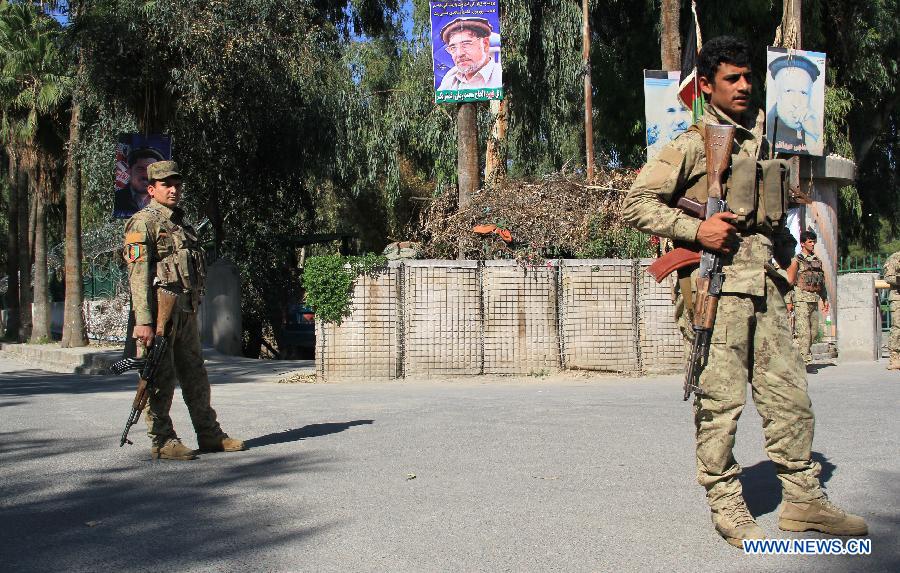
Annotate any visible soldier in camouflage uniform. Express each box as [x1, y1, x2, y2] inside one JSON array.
[[124, 161, 245, 460], [622, 37, 866, 547], [788, 229, 829, 368], [884, 250, 900, 370]]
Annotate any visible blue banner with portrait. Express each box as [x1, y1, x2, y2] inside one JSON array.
[[431, 1, 503, 103]]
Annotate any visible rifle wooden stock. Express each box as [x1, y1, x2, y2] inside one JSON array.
[[705, 124, 734, 201], [155, 288, 178, 336], [646, 247, 701, 283], [691, 277, 719, 331]]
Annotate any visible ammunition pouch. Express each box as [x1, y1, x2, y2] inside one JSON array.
[[156, 248, 207, 296], [682, 157, 791, 233]]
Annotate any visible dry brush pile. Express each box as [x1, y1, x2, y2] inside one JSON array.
[[416, 167, 656, 262]]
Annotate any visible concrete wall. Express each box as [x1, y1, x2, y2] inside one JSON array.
[[837, 273, 880, 362], [318, 259, 685, 380]]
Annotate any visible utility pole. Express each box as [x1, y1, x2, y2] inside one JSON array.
[[660, 0, 681, 70]]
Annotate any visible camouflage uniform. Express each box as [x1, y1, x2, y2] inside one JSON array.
[[884, 251, 900, 369], [124, 199, 226, 447], [793, 253, 828, 364], [622, 103, 824, 510]]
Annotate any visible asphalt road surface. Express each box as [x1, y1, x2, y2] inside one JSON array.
[[1, 356, 897, 572]]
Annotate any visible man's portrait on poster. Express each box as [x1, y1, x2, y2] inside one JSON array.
[[113, 134, 171, 219], [434, 16, 502, 91], [766, 49, 826, 156]]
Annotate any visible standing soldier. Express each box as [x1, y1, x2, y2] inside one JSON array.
[[124, 160, 245, 460], [884, 250, 900, 370], [622, 36, 866, 547], [787, 230, 829, 369]]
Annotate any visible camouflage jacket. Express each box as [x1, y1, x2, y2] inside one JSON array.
[[622, 103, 795, 297], [884, 251, 900, 302], [123, 200, 206, 325]]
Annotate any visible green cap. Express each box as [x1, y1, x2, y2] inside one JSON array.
[[147, 160, 182, 181]]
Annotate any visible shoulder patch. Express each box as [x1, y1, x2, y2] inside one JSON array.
[[125, 244, 146, 263], [640, 146, 684, 190]]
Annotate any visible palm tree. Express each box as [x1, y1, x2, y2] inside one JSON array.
[[0, 0, 72, 342]]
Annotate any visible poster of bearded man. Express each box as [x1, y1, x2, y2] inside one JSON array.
[[765, 47, 827, 156], [431, 1, 503, 104]]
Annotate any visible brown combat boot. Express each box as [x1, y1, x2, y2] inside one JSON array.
[[887, 355, 900, 370], [778, 498, 868, 535], [151, 438, 197, 461], [711, 497, 766, 548], [197, 435, 246, 452]]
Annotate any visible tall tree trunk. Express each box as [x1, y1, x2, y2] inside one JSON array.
[[485, 99, 507, 187], [4, 149, 20, 340], [30, 195, 51, 342], [61, 98, 88, 347], [17, 174, 32, 340], [774, 0, 801, 49], [660, 0, 681, 70], [456, 102, 478, 260], [582, 0, 594, 181]]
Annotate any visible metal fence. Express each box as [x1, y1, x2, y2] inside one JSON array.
[[838, 254, 892, 334]]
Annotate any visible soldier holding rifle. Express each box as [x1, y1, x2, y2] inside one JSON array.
[[623, 37, 866, 547], [123, 160, 244, 460]]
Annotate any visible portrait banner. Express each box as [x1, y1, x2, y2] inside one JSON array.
[[113, 133, 172, 219], [431, 1, 503, 103], [765, 47, 826, 157], [644, 70, 692, 161]]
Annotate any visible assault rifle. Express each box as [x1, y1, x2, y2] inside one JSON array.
[[681, 124, 735, 400], [110, 288, 179, 446], [644, 124, 736, 400]]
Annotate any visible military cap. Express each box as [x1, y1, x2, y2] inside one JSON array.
[[147, 160, 182, 181], [440, 17, 492, 44], [127, 146, 165, 166], [768, 54, 820, 82]]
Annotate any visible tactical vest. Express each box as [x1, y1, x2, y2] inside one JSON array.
[[797, 255, 825, 293], [677, 125, 792, 234], [146, 207, 207, 301]]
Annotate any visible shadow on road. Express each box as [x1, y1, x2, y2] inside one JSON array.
[[741, 451, 836, 516], [0, 440, 337, 571], [245, 420, 374, 449]]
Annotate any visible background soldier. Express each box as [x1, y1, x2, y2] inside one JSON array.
[[883, 250, 900, 370], [124, 161, 245, 460], [787, 229, 829, 369], [622, 36, 866, 547]]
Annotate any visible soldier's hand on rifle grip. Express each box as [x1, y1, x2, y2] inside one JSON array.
[[697, 212, 739, 254], [133, 325, 155, 348]]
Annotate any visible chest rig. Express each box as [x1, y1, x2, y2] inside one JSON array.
[[146, 206, 207, 306], [677, 125, 792, 235], [797, 254, 825, 293]]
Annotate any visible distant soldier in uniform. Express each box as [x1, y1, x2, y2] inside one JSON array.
[[787, 230, 829, 368], [883, 250, 900, 370], [124, 160, 245, 460], [622, 36, 866, 547]]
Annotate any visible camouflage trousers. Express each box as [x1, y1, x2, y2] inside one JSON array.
[[793, 300, 819, 364], [677, 277, 823, 508], [143, 311, 223, 446], [890, 300, 900, 362]]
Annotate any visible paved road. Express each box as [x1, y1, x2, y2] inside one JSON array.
[[1, 356, 897, 572]]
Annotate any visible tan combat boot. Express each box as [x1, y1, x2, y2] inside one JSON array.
[[887, 354, 900, 370], [151, 438, 197, 461], [197, 434, 246, 452], [711, 498, 766, 548], [778, 498, 868, 535]]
